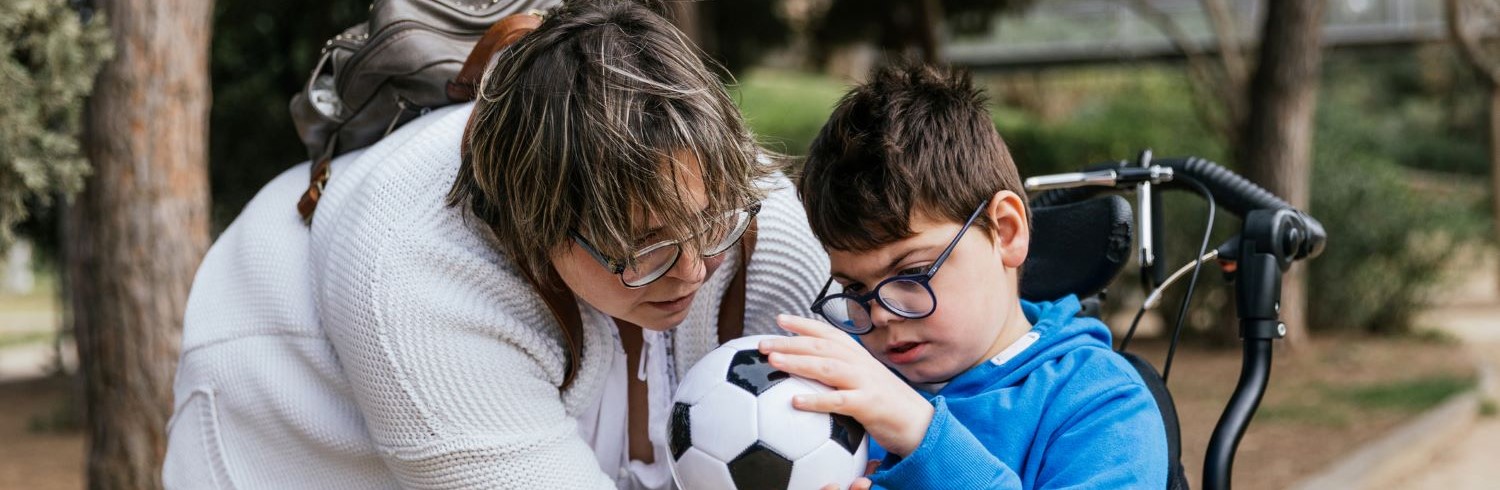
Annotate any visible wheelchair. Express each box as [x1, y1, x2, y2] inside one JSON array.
[[1018, 151, 1326, 490]]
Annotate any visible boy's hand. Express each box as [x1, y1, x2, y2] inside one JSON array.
[[759, 314, 934, 457], [820, 477, 872, 490]]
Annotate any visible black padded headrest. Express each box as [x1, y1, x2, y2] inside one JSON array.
[[1019, 195, 1133, 302]]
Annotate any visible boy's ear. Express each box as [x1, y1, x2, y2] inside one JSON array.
[[986, 190, 1030, 269]]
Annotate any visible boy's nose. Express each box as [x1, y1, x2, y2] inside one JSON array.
[[867, 301, 906, 330]]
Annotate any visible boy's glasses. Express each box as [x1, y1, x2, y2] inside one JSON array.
[[572, 203, 760, 288], [810, 199, 990, 335]]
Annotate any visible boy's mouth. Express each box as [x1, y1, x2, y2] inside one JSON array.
[[885, 341, 926, 364]]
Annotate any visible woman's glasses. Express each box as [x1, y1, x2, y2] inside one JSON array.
[[573, 203, 760, 288], [810, 199, 990, 334]]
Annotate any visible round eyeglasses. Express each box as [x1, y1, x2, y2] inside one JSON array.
[[572, 203, 760, 288], [810, 199, 990, 334]]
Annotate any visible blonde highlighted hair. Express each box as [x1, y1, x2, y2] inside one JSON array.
[[450, 0, 771, 289]]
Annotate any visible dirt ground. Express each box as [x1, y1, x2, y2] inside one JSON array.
[[1129, 334, 1475, 490], [0, 334, 1473, 490], [0, 376, 83, 490]]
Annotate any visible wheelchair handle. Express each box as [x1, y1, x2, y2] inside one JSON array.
[[1028, 156, 1326, 262]]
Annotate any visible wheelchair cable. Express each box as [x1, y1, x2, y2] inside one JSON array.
[[1160, 175, 1214, 383], [1118, 248, 1218, 352], [1114, 174, 1215, 384]]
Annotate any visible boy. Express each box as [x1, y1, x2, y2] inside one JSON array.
[[759, 64, 1168, 489]]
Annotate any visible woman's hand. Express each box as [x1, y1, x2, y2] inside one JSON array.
[[759, 314, 934, 457]]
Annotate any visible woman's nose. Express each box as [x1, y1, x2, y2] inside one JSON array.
[[665, 249, 711, 284]]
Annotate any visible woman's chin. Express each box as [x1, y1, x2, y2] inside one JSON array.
[[624, 308, 688, 332]]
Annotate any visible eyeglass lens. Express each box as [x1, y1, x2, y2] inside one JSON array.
[[619, 208, 753, 287]]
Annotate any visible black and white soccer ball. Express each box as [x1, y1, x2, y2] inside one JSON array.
[[669, 335, 869, 490]]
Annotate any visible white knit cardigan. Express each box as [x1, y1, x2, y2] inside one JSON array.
[[162, 104, 830, 489]]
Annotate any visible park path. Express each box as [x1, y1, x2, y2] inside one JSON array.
[[1385, 251, 1500, 490]]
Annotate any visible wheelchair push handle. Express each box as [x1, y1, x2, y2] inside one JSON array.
[[1027, 155, 1326, 263]]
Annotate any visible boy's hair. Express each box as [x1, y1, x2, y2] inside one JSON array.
[[449, 0, 771, 284], [799, 64, 1026, 252]]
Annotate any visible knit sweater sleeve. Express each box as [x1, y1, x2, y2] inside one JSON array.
[[312, 107, 615, 489], [318, 221, 615, 489], [741, 174, 831, 336]]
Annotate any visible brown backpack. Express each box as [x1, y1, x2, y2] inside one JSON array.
[[289, 0, 559, 223], [289, 0, 757, 389]]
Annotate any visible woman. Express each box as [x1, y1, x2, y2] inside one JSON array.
[[162, 1, 827, 488]]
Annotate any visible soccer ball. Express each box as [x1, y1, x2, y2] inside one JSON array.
[[669, 335, 869, 490]]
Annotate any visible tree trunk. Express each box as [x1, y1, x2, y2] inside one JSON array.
[[1236, 0, 1327, 349], [1446, 0, 1500, 295], [70, 0, 213, 487], [1491, 87, 1500, 293], [913, 0, 944, 64], [664, 2, 709, 56]]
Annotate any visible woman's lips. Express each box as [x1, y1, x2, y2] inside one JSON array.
[[646, 291, 696, 313], [885, 341, 927, 365]]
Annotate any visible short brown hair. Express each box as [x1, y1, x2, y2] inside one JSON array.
[[799, 63, 1026, 251], [449, 0, 771, 284]]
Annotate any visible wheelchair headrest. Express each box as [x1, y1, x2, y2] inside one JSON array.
[[1019, 195, 1134, 302]]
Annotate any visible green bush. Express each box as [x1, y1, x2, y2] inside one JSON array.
[[1306, 103, 1486, 332], [995, 70, 1228, 178], [1323, 49, 1491, 176], [0, 0, 112, 249]]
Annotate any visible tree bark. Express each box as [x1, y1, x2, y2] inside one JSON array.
[[70, 0, 213, 487], [1490, 87, 1500, 292], [1237, 0, 1326, 349], [1446, 0, 1500, 295], [664, 2, 709, 56], [913, 0, 944, 64]]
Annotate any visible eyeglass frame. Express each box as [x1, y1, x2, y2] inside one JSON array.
[[810, 198, 992, 334], [570, 202, 761, 288]]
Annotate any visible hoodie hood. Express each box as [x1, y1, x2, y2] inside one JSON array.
[[930, 294, 1113, 399]]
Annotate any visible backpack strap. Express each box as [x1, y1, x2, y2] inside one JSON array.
[[297, 11, 543, 225], [523, 219, 759, 391], [716, 220, 757, 344], [447, 10, 544, 103], [297, 137, 339, 224]]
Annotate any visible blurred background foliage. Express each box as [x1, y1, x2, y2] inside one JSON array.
[[738, 45, 1490, 336], [8, 0, 1492, 337], [0, 0, 111, 251]]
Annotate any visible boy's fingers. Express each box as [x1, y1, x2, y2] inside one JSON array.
[[767, 352, 858, 389], [851, 477, 873, 490], [776, 314, 851, 342], [759, 335, 845, 358], [787, 390, 864, 418]]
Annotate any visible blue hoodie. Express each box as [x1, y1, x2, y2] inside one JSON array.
[[868, 295, 1168, 489]]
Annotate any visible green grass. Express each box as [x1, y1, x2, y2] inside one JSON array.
[[0, 330, 54, 349], [1325, 375, 1476, 413], [1256, 403, 1352, 428], [729, 69, 849, 156], [1255, 373, 1477, 428]]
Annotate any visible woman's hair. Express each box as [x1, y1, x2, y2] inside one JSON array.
[[450, 0, 771, 286]]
